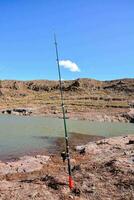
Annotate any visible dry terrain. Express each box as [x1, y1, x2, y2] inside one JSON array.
[[0, 78, 134, 122], [0, 135, 134, 200], [0, 79, 134, 199]]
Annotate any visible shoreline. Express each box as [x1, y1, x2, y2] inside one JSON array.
[[0, 115, 133, 163], [0, 133, 104, 162], [0, 135, 134, 199], [0, 107, 133, 123]]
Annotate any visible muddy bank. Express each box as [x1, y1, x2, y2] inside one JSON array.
[[35, 133, 104, 154], [0, 133, 104, 162], [0, 135, 134, 199]]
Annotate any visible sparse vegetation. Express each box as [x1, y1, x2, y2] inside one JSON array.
[[0, 78, 133, 121]]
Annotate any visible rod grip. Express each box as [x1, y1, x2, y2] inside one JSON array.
[[69, 176, 74, 189]]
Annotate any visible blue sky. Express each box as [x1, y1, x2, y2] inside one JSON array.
[[0, 0, 133, 81]]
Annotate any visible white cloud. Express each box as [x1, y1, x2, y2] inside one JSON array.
[[59, 60, 80, 72]]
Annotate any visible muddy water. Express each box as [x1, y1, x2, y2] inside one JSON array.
[[0, 114, 134, 160]]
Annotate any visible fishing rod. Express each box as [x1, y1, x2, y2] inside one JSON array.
[[54, 34, 74, 190]]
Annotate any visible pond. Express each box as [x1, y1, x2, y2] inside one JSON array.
[[0, 114, 134, 160]]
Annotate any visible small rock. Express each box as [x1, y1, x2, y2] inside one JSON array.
[[127, 140, 134, 145], [72, 187, 81, 196]]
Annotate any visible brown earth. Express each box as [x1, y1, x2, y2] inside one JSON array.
[[0, 78, 134, 122], [0, 135, 134, 199]]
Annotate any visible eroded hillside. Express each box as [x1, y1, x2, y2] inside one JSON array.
[[0, 78, 133, 121]]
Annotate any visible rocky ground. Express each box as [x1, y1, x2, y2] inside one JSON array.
[[0, 78, 134, 199], [0, 78, 134, 122], [0, 135, 134, 200]]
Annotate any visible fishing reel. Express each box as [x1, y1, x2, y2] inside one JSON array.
[[61, 151, 67, 162]]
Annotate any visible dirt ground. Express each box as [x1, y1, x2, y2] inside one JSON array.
[[0, 135, 134, 199]]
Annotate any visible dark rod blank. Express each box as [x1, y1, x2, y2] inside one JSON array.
[[54, 34, 74, 189]]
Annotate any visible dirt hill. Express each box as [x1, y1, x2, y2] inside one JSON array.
[[0, 78, 133, 93], [0, 78, 134, 122]]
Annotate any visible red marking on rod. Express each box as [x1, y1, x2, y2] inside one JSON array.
[[69, 176, 74, 189]]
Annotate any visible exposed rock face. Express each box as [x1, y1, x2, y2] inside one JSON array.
[[63, 79, 81, 91], [103, 79, 134, 93], [26, 81, 52, 92], [122, 109, 134, 123]]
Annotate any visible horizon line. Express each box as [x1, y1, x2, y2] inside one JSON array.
[[0, 77, 134, 82]]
